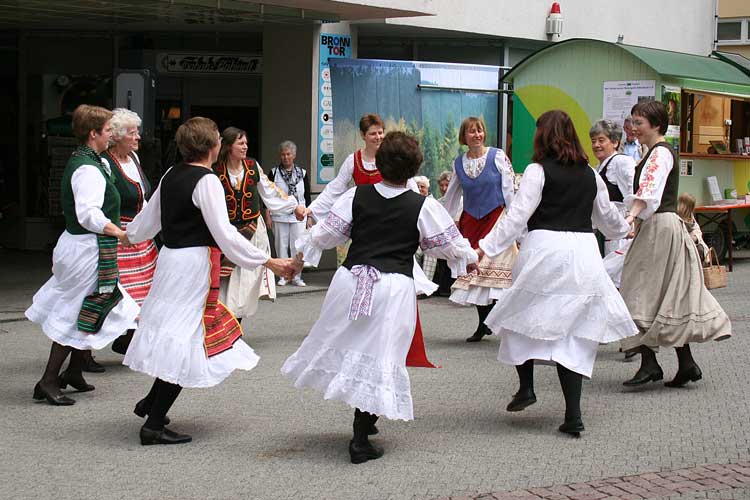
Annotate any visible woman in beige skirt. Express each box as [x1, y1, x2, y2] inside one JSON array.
[[620, 101, 731, 388]]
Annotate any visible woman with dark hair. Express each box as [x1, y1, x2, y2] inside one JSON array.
[[283, 132, 477, 463], [26, 104, 139, 405], [619, 101, 731, 388], [123, 117, 296, 445], [477, 110, 637, 436], [213, 127, 305, 322], [443, 116, 518, 342]]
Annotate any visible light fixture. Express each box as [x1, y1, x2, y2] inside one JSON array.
[[546, 2, 563, 37]]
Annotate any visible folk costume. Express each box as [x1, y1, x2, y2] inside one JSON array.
[[123, 163, 268, 443], [620, 144, 731, 354], [214, 159, 297, 318], [479, 160, 638, 434], [595, 152, 635, 288], [442, 147, 517, 340], [270, 163, 312, 285], [282, 183, 476, 423], [102, 151, 158, 306], [26, 146, 139, 350]]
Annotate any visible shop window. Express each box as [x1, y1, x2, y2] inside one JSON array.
[[717, 19, 747, 43], [682, 90, 750, 155]]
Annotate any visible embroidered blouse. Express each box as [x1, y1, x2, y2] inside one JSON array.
[[623, 146, 674, 221]]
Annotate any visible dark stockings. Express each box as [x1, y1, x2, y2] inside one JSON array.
[[556, 364, 583, 423], [476, 303, 494, 333], [674, 344, 696, 370], [144, 379, 182, 431], [353, 408, 377, 446], [515, 359, 534, 393], [637, 345, 660, 373], [39, 342, 72, 393]]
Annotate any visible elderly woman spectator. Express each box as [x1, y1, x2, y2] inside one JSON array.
[[26, 104, 138, 405], [589, 119, 635, 288], [269, 141, 311, 286], [414, 176, 431, 197], [98, 108, 159, 357]]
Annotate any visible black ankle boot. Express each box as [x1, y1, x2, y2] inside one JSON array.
[[350, 409, 384, 464], [623, 346, 663, 386], [559, 418, 585, 437], [665, 365, 702, 388]]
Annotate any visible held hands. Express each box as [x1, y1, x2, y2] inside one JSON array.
[[265, 258, 296, 281], [292, 252, 305, 276], [293, 205, 307, 221], [475, 247, 485, 262], [117, 230, 133, 248], [466, 262, 479, 274]]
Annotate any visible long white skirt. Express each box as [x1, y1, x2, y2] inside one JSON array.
[[25, 231, 138, 350], [281, 267, 417, 421], [486, 230, 638, 377], [124, 247, 259, 388], [220, 217, 275, 319]]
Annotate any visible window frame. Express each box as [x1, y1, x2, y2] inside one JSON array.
[[717, 18, 749, 45]]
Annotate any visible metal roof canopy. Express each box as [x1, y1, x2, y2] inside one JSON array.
[[503, 38, 750, 88], [0, 0, 433, 31]]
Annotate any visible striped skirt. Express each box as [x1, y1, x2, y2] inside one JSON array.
[[117, 222, 158, 307]]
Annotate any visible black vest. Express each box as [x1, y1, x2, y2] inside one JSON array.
[[527, 160, 597, 233], [160, 163, 218, 248], [633, 142, 678, 214], [342, 184, 425, 277], [599, 154, 626, 203]]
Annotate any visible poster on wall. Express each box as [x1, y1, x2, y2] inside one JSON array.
[[329, 58, 500, 196], [317, 33, 352, 184], [602, 80, 656, 124], [662, 85, 681, 154]]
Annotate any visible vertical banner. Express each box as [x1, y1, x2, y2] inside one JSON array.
[[662, 85, 681, 154], [317, 33, 352, 184]]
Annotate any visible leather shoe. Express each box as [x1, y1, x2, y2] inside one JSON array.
[[622, 366, 664, 386], [368, 424, 379, 436], [111, 334, 132, 355], [664, 365, 702, 388], [33, 382, 75, 406], [349, 440, 384, 464], [506, 388, 537, 412], [81, 355, 105, 373], [58, 371, 95, 392], [466, 325, 490, 343], [133, 399, 171, 426], [559, 418, 585, 437], [140, 426, 192, 445]]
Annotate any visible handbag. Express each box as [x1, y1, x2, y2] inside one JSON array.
[[703, 247, 727, 290]]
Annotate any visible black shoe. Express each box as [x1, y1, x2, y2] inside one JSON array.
[[664, 365, 702, 388], [33, 382, 75, 406], [506, 388, 537, 412], [134, 399, 171, 426], [623, 366, 664, 386], [466, 325, 490, 342], [559, 418, 585, 437], [58, 371, 95, 392], [140, 426, 191, 446], [111, 334, 132, 355], [349, 440, 384, 464], [81, 356, 105, 373], [368, 424, 379, 436]]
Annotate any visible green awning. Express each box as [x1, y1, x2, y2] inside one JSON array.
[[503, 39, 750, 87], [621, 44, 750, 86]]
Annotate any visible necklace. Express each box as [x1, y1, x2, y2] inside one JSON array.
[[466, 146, 487, 159]]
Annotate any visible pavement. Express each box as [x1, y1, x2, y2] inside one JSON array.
[[0, 248, 749, 500]]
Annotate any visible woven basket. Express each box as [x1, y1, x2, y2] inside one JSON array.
[[703, 248, 727, 290]]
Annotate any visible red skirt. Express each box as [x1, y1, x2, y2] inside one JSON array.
[[117, 220, 158, 307], [458, 206, 503, 249]]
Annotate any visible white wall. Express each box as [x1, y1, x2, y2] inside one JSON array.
[[379, 0, 714, 56]]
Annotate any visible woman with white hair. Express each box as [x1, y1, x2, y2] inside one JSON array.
[[269, 140, 311, 286], [589, 119, 635, 288], [100, 108, 159, 357]]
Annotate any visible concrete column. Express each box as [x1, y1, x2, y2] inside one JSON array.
[[260, 25, 316, 176]]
